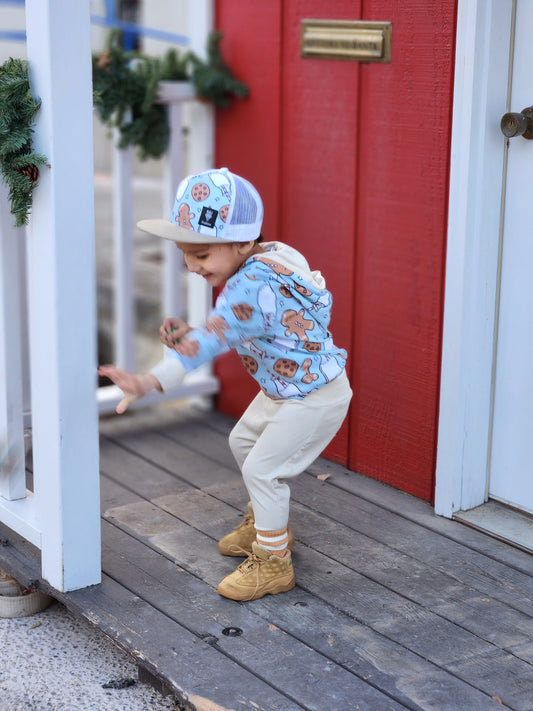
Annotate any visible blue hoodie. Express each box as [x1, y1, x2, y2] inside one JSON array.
[[152, 242, 347, 400]]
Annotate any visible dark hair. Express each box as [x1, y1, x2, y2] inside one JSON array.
[[256, 234, 264, 243]]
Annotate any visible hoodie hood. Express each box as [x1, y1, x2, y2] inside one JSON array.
[[248, 241, 332, 334], [261, 241, 326, 290]]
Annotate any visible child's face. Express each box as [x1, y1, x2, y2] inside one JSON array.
[[177, 241, 258, 287]]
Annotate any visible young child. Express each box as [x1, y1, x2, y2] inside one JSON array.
[[99, 167, 352, 602]]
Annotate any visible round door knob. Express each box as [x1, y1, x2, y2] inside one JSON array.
[[500, 106, 533, 139]]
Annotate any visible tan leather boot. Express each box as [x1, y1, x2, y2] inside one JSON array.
[[217, 542, 295, 601]]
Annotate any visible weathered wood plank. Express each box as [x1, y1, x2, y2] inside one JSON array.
[[117, 486, 509, 711], [173, 414, 533, 628], [287, 477, 533, 641], [98, 404, 199, 438], [156, 409, 533, 580], [305, 456, 533, 578], [103, 482, 523, 709], [158, 414, 238, 471], [102, 429, 238, 489], [102, 521, 410, 711], [100, 437, 193, 499], [70, 575, 298, 711], [333, 483, 533, 603], [112, 415, 533, 624], [290, 540, 533, 711], [100, 469, 144, 511]]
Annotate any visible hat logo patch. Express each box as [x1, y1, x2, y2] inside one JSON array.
[[198, 206, 219, 229]]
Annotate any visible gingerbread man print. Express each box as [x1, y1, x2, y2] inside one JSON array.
[[281, 308, 315, 341], [293, 283, 312, 298], [176, 203, 195, 229], [254, 256, 294, 277]]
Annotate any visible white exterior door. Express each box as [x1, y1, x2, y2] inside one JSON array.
[[435, 0, 533, 521], [488, 2, 533, 513]]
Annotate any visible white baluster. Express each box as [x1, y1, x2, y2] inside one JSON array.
[[0, 182, 26, 502]]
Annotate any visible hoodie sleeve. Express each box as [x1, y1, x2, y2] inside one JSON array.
[[153, 263, 274, 385]]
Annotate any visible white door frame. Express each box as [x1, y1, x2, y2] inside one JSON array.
[[435, 0, 515, 517]]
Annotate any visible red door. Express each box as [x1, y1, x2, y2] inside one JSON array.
[[215, 1, 456, 501]]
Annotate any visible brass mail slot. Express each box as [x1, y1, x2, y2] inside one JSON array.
[[301, 19, 391, 63]]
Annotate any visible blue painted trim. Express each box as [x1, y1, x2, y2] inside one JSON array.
[[90, 15, 189, 46], [0, 13, 189, 47], [0, 30, 26, 41], [104, 0, 115, 21]]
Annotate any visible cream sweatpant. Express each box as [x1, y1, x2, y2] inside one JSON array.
[[228, 371, 352, 532]]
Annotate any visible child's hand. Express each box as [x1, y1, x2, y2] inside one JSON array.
[[98, 365, 161, 414], [159, 318, 192, 349]]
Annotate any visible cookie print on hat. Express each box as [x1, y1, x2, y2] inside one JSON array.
[[170, 170, 233, 239], [191, 182, 210, 201]]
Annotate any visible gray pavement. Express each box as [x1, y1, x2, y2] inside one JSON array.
[[0, 600, 178, 710]]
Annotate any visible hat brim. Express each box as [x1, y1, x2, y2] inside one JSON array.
[[136, 218, 233, 244]]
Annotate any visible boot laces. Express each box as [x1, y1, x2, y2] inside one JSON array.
[[237, 551, 264, 600], [230, 544, 255, 560], [238, 551, 263, 575]]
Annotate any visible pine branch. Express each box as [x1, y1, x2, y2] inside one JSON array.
[[0, 58, 49, 227], [92, 31, 248, 160]]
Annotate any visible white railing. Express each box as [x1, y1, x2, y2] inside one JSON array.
[[0, 0, 216, 592], [97, 81, 219, 415]]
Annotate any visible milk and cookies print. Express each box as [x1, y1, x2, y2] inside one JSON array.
[[171, 170, 234, 239], [171, 242, 347, 399]]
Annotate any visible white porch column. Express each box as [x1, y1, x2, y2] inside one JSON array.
[[25, 0, 101, 591]]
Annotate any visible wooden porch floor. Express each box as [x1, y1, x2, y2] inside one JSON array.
[[2, 404, 533, 711]]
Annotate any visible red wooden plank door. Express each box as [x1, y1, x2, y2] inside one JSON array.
[[215, 1, 456, 501]]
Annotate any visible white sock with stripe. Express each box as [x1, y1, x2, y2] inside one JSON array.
[[256, 527, 289, 554]]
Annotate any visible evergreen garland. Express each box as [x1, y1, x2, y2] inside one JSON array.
[[92, 35, 190, 161], [0, 34, 248, 222], [190, 32, 248, 109], [93, 31, 248, 160], [189, 31, 249, 109], [0, 58, 49, 227]]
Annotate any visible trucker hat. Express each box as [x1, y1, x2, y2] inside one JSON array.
[[136, 167, 263, 244]]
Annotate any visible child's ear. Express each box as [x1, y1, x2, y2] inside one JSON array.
[[234, 240, 256, 257]]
